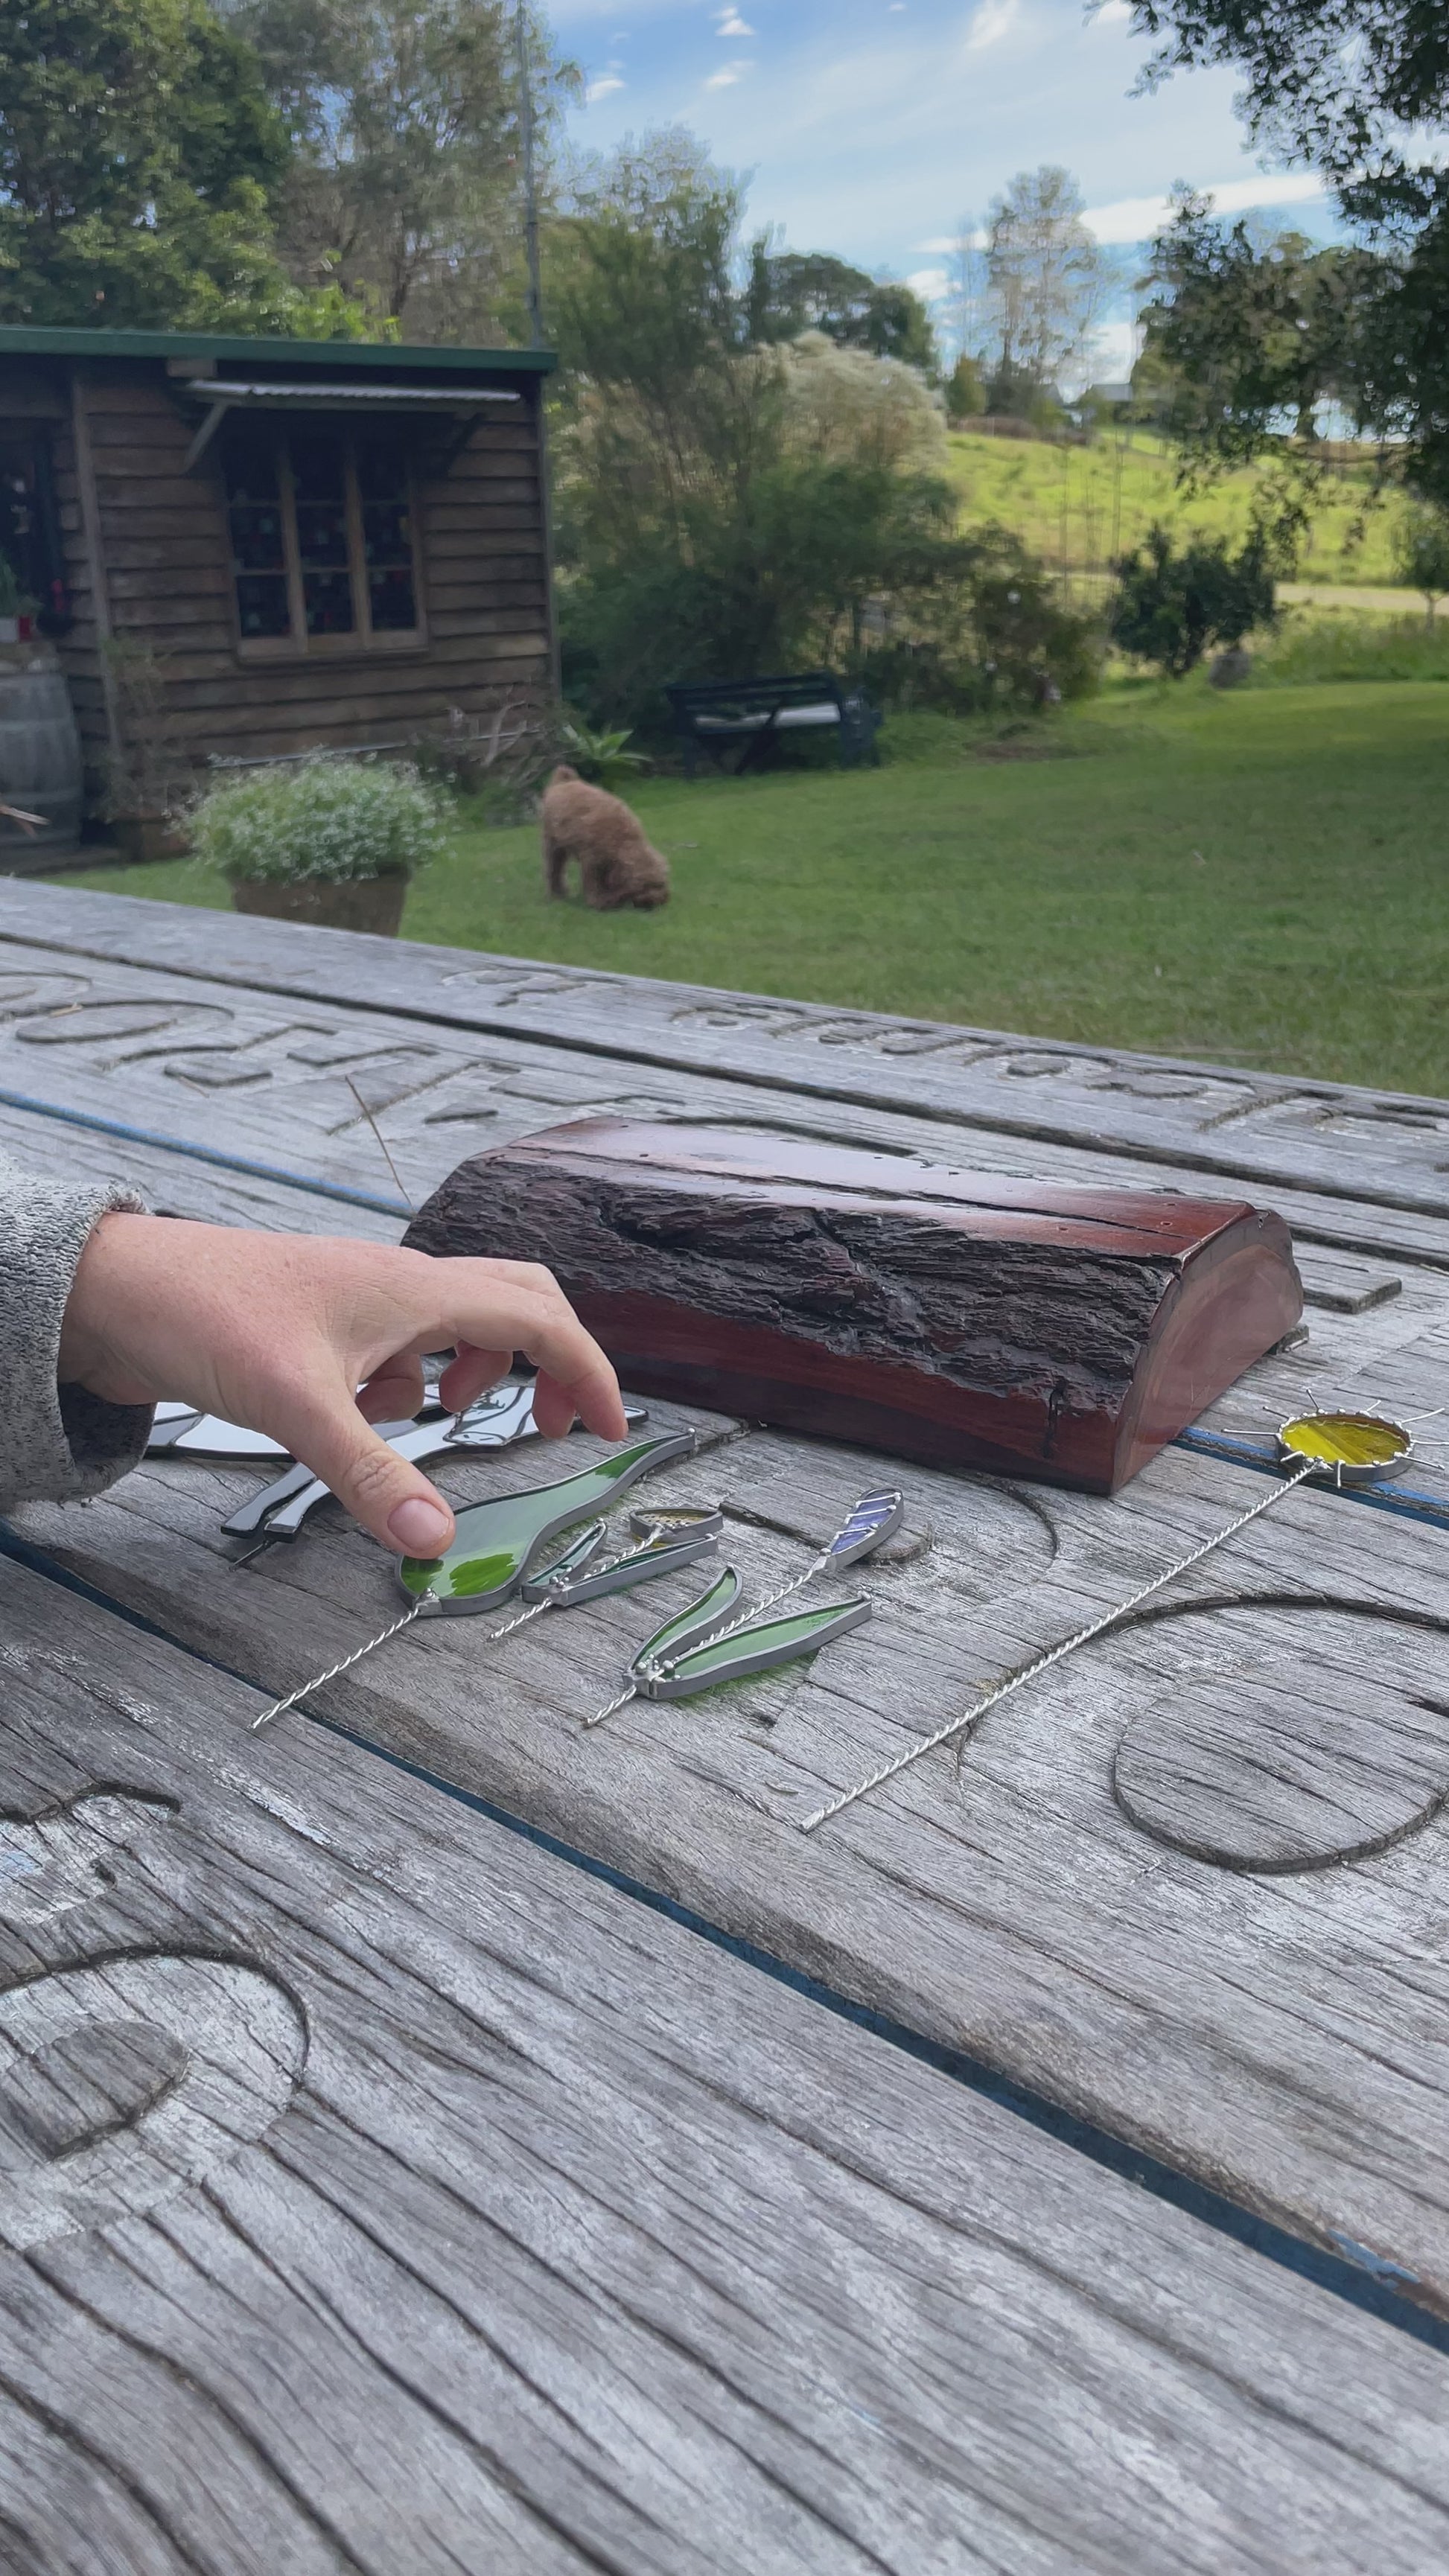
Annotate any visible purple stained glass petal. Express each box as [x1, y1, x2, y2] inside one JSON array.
[[827, 1490, 905, 1566]]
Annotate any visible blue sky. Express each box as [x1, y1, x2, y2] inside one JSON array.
[[549, 0, 1333, 374]]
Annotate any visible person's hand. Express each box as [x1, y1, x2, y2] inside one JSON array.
[[57, 1216, 627, 1557]]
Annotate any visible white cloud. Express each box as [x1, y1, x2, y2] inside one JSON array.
[[908, 264, 950, 301], [716, 7, 754, 31], [926, 174, 1328, 255], [1092, 0, 1132, 23], [1203, 172, 1331, 215], [705, 59, 752, 86], [915, 228, 984, 252], [1083, 170, 1328, 242], [552, 0, 1346, 306], [964, 0, 1019, 51], [585, 73, 626, 102]]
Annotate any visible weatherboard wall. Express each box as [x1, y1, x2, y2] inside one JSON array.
[[3, 354, 552, 791]]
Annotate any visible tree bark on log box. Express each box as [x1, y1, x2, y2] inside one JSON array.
[[404, 1121, 1303, 1493]]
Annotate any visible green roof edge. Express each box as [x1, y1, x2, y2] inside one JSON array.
[[0, 325, 555, 373]]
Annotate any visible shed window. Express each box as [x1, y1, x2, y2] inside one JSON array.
[[220, 421, 422, 654]]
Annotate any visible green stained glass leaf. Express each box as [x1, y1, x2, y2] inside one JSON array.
[[637, 1596, 870, 1701], [631, 1568, 742, 1677], [526, 1509, 722, 1607], [398, 1431, 695, 1614], [523, 1518, 609, 1595]]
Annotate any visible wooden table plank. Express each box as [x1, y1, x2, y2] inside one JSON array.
[[0, 1094, 404, 1238], [9, 908, 1449, 2310], [18, 1324, 1449, 2318], [7, 880, 1449, 1232], [2, 1547, 1448, 2575], [2, 918, 1449, 1278]]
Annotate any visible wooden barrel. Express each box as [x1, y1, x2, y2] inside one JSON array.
[[0, 660, 83, 869]]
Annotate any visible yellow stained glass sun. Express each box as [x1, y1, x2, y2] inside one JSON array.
[[1276, 1410, 1413, 1483]]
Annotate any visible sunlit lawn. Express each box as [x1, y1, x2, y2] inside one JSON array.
[[48, 677, 1449, 1097]]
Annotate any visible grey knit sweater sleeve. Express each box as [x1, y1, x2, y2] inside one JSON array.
[[0, 1148, 155, 1511]]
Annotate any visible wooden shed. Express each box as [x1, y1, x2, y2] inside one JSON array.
[[0, 326, 555, 854]]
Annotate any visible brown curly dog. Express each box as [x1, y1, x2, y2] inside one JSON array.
[[541, 765, 671, 911]]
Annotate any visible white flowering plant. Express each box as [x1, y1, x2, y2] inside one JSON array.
[[190, 755, 448, 886]]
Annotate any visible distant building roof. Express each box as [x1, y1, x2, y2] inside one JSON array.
[[0, 325, 554, 377]]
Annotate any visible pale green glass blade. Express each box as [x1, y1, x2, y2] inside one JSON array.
[[519, 1518, 609, 1600], [398, 1431, 695, 1614], [528, 1515, 722, 1608], [639, 1596, 870, 1701], [631, 1568, 742, 1677]]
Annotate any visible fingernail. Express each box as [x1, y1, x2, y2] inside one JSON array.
[[387, 1498, 453, 1555]]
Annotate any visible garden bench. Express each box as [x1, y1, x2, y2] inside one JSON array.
[[666, 669, 882, 774]]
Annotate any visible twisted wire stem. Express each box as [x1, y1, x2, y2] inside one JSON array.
[[799, 1463, 1316, 1834], [254, 1520, 690, 1739], [582, 1680, 639, 1731], [482, 1598, 551, 1644], [491, 1520, 678, 1660], [251, 1593, 434, 1731]]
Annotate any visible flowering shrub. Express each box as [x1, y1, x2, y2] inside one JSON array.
[[190, 755, 448, 885]]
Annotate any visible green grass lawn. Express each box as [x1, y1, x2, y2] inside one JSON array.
[[946, 426, 1412, 593], [47, 678, 1449, 1097]]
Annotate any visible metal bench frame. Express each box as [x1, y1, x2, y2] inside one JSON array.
[[665, 672, 882, 777]]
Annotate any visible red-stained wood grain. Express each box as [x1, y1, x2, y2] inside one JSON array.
[[404, 1120, 1305, 1491]]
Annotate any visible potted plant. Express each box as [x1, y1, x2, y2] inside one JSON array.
[[190, 753, 447, 936]]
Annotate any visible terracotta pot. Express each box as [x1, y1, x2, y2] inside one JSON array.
[[229, 874, 409, 936], [113, 816, 190, 866]]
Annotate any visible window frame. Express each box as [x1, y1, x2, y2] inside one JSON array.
[[222, 417, 429, 664]]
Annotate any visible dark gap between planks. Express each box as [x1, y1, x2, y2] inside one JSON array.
[[4, 1517, 1448, 2362], [0, 1085, 410, 1220]]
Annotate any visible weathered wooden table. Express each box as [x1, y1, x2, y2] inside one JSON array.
[[1, 879, 1448, 2572]]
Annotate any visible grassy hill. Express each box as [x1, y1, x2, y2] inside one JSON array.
[[945, 427, 1410, 593]]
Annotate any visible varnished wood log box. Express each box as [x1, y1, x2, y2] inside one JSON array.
[[405, 1120, 1304, 1493]]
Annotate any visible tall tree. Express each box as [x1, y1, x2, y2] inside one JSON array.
[[543, 135, 986, 724], [1141, 197, 1383, 457], [545, 131, 761, 550], [1122, 4, 1449, 203], [0, 0, 362, 330], [943, 216, 990, 367], [1121, 2, 1449, 497], [226, 0, 573, 339], [984, 167, 1109, 406], [747, 248, 939, 372]]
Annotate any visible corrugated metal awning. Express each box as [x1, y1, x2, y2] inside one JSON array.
[[182, 377, 520, 471], [204, 379, 520, 406]]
